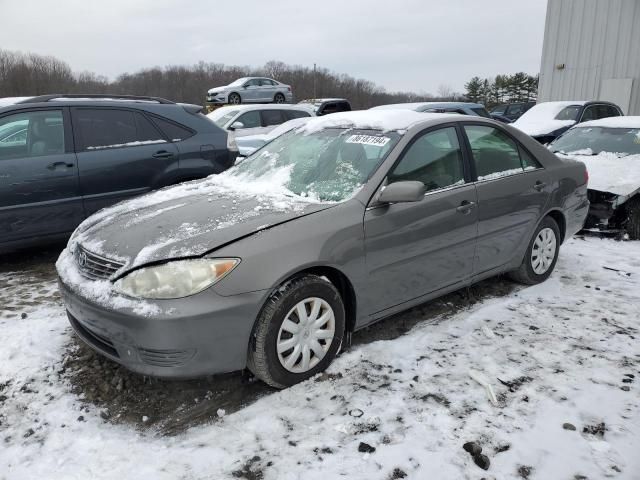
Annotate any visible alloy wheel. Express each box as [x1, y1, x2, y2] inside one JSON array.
[[276, 297, 336, 373]]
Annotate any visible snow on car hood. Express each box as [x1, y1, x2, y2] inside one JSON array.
[[65, 173, 335, 272], [512, 119, 575, 137], [558, 151, 640, 197]]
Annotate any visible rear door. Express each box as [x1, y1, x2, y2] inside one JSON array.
[[461, 123, 550, 275], [259, 79, 277, 101], [363, 125, 478, 315], [0, 108, 83, 245], [71, 107, 179, 216]]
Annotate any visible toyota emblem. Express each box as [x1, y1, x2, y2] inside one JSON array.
[[77, 251, 88, 268]]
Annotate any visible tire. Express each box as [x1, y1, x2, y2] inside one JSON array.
[[247, 274, 345, 388], [509, 216, 561, 285], [228, 93, 241, 105], [274, 93, 285, 104], [625, 196, 640, 240]]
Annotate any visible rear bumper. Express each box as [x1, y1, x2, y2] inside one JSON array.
[[59, 278, 267, 378]]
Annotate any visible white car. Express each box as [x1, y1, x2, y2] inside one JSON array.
[[207, 105, 314, 140], [548, 116, 640, 238], [235, 117, 313, 157], [512, 101, 623, 144], [206, 77, 293, 105]]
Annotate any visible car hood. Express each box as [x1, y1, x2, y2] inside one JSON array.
[[558, 151, 640, 198], [208, 85, 231, 94], [70, 177, 335, 272], [513, 119, 575, 137]]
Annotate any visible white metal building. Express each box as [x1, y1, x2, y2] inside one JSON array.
[[537, 0, 640, 115]]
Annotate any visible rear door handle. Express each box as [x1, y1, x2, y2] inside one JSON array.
[[456, 200, 476, 214], [47, 161, 75, 170], [152, 151, 175, 159], [533, 181, 547, 191]]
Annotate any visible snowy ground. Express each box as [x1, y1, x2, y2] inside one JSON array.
[[1, 237, 639, 479]]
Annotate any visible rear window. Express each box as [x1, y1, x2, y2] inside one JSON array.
[[150, 116, 194, 141], [471, 107, 491, 118], [285, 110, 312, 120]]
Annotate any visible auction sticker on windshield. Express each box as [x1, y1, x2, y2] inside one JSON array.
[[345, 134, 391, 147]]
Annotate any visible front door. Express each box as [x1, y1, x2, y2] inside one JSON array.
[[461, 123, 550, 275], [0, 108, 83, 245], [71, 107, 179, 216], [363, 126, 478, 316]]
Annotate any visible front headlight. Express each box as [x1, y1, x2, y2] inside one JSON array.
[[115, 258, 239, 299]]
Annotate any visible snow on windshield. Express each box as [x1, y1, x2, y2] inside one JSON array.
[[551, 126, 640, 156], [231, 127, 400, 202]]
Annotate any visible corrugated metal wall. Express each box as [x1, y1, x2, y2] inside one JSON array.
[[538, 0, 640, 115]]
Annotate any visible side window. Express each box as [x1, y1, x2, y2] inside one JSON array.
[[235, 111, 261, 129], [607, 105, 621, 117], [261, 79, 275, 86], [388, 127, 465, 192], [285, 109, 311, 120], [0, 110, 64, 160], [464, 125, 524, 180], [580, 106, 598, 122], [75, 109, 137, 150], [150, 115, 194, 141], [519, 146, 543, 170], [337, 102, 351, 112], [135, 113, 164, 142], [245, 79, 260, 87], [262, 110, 285, 126]]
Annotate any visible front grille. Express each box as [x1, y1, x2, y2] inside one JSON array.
[[75, 245, 125, 280], [68, 313, 119, 358], [138, 347, 196, 367]]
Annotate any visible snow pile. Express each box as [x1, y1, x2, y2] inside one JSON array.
[[2, 238, 639, 479], [559, 151, 640, 197], [579, 116, 640, 129], [300, 109, 447, 134], [513, 101, 585, 137]]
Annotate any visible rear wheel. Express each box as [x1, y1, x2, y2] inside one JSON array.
[[625, 196, 640, 240], [228, 93, 241, 105], [274, 93, 285, 104], [247, 275, 345, 388], [509, 216, 560, 285]]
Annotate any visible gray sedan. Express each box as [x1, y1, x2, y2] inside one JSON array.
[[57, 111, 589, 388], [207, 77, 293, 105]]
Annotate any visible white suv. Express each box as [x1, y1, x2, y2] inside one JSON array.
[[207, 104, 314, 139]]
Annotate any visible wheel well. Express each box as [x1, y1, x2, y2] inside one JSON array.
[[546, 210, 566, 243], [274, 92, 285, 99], [288, 266, 357, 333]]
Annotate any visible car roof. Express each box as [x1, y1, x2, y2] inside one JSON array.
[[210, 104, 311, 114], [299, 98, 349, 104], [371, 101, 486, 111], [0, 95, 181, 114]]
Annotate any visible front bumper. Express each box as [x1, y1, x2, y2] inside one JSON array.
[[206, 93, 228, 104], [59, 278, 267, 378]]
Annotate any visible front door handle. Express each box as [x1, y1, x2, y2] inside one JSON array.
[[533, 181, 547, 191], [456, 200, 476, 214], [47, 161, 75, 170], [152, 151, 175, 159]]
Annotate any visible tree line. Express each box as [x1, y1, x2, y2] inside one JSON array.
[[1, 49, 538, 109], [464, 73, 539, 108]]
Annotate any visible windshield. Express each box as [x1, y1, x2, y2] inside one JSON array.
[[554, 106, 581, 121], [228, 78, 249, 87], [228, 128, 400, 202], [208, 109, 239, 127], [550, 126, 640, 156]]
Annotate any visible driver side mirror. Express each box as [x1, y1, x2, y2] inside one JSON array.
[[378, 181, 426, 204], [230, 121, 245, 130]]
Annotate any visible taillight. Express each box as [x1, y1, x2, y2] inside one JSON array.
[[287, 86, 291, 92], [584, 167, 589, 185]]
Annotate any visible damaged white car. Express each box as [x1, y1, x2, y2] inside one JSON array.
[[549, 116, 640, 239]]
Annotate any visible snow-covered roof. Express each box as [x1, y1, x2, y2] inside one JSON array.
[[371, 101, 483, 111], [0, 97, 33, 107], [299, 109, 455, 134], [512, 101, 587, 136], [576, 116, 640, 129]]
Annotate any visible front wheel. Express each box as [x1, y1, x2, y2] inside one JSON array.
[[247, 275, 345, 388], [274, 93, 285, 104], [509, 216, 560, 285], [228, 93, 241, 105]]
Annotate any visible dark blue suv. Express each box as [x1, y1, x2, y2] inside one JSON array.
[[0, 94, 237, 251]]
